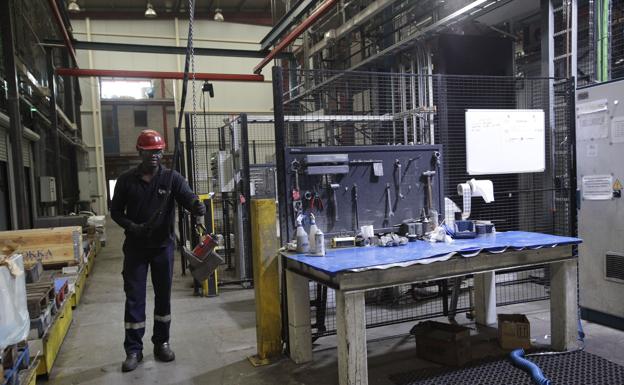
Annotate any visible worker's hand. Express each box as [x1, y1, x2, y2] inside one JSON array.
[[191, 200, 206, 217], [128, 222, 149, 237]]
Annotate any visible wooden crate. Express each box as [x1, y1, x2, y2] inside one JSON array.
[[0, 226, 82, 268]]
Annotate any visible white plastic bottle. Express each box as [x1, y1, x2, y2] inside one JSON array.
[[315, 229, 325, 256], [295, 214, 310, 253], [308, 214, 318, 253]]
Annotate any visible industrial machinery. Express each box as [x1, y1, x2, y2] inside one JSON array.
[[576, 79, 624, 329]]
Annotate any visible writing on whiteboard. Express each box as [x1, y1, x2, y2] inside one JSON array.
[[466, 109, 545, 175]]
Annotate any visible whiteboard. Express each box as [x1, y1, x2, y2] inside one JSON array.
[[465, 109, 545, 175]]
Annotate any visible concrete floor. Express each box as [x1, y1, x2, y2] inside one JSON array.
[[44, 219, 624, 385]]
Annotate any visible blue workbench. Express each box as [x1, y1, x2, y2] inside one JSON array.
[[282, 231, 581, 385], [285, 231, 581, 275]]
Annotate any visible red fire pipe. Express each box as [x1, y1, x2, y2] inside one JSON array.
[[47, 0, 79, 67], [253, 0, 338, 74], [55, 68, 265, 82]]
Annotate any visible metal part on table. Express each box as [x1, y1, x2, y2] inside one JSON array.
[[330, 236, 356, 248]]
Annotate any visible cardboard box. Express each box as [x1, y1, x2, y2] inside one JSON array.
[[413, 321, 472, 366], [0, 227, 83, 268], [498, 314, 531, 350]]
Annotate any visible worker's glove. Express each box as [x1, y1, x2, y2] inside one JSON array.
[[191, 200, 206, 217], [127, 222, 149, 237]]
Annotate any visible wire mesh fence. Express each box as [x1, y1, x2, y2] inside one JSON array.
[[613, 0, 624, 79], [276, 68, 575, 340]]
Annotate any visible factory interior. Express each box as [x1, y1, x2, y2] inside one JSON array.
[[1, 0, 624, 384]]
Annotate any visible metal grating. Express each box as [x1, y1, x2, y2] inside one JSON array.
[[389, 350, 624, 385], [606, 253, 624, 283], [613, 0, 624, 80], [276, 69, 575, 341]]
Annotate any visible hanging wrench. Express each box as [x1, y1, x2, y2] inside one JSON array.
[[330, 183, 340, 222], [395, 159, 404, 199], [385, 183, 394, 219]]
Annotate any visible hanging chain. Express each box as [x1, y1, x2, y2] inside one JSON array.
[[189, 0, 197, 133]]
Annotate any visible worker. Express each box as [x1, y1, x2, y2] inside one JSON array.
[[111, 129, 206, 372]]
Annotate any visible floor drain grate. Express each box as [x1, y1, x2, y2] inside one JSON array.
[[389, 350, 624, 385]]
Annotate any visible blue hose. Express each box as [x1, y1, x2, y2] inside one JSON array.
[[509, 349, 552, 385]]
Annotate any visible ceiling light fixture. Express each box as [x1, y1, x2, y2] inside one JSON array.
[[145, 2, 157, 18], [67, 0, 81, 13], [213, 8, 224, 22]]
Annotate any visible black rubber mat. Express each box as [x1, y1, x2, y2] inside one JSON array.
[[389, 350, 624, 385]]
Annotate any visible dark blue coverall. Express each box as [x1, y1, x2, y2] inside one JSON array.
[[111, 165, 198, 354]]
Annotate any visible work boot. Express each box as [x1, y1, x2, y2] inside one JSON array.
[[154, 342, 176, 362], [121, 352, 143, 372]]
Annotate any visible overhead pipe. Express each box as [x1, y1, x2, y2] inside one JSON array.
[[47, 0, 79, 67], [55, 68, 265, 82], [253, 0, 339, 74]]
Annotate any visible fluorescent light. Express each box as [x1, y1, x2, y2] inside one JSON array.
[[68, 0, 81, 13], [145, 2, 157, 18], [214, 8, 224, 22]]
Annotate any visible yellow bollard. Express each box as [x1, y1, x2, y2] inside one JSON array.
[[248, 199, 282, 366]]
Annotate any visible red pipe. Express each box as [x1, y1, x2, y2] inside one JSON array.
[[47, 0, 79, 67], [55, 68, 265, 82], [253, 0, 338, 74]]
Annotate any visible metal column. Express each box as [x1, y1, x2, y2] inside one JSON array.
[[47, 48, 65, 213], [272, 66, 289, 244], [0, 0, 29, 228]]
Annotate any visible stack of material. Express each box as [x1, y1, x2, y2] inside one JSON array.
[[24, 262, 43, 284], [87, 216, 106, 246], [1, 341, 30, 385], [26, 278, 55, 339], [0, 227, 83, 268]]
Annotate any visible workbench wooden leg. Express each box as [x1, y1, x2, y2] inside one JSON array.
[[473, 271, 497, 326], [550, 260, 578, 350], [336, 290, 367, 385], [286, 269, 313, 363]]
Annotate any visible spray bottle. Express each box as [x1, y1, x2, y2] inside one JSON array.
[[308, 213, 318, 253], [295, 214, 310, 253], [314, 229, 325, 256]]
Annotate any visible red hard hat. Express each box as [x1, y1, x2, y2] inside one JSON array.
[[136, 129, 166, 151]]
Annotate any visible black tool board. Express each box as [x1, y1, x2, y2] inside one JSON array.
[[283, 145, 444, 240]]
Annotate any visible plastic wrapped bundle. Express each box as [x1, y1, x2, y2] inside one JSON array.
[[0, 253, 29, 350]]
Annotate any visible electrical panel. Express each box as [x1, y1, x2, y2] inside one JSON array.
[[576, 79, 624, 325], [249, 164, 276, 199], [210, 151, 234, 193], [40, 176, 56, 203]]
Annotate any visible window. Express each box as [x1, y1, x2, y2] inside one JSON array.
[[134, 109, 148, 127], [102, 106, 115, 136], [100, 79, 153, 100]]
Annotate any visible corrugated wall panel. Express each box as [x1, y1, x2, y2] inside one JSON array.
[[22, 140, 31, 167], [0, 132, 7, 162]]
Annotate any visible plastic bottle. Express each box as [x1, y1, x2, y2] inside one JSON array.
[[308, 214, 318, 253], [295, 214, 310, 253], [315, 229, 325, 256]]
